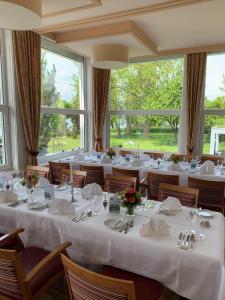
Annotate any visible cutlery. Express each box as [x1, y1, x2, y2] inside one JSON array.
[[118, 221, 128, 233], [113, 218, 123, 229], [146, 200, 155, 208], [77, 210, 92, 222], [8, 201, 22, 208], [180, 234, 186, 249], [124, 218, 134, 234], [157, 210, 176, 216], [72, 211, 86, 222]]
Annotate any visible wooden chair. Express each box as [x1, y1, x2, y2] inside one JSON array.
[[119, 149, 137, 157], [200, 155, 224, 165], [188, 177, 225, 213], [105, 174, 137, 193], [146, 172, 179, 200], [0, 228, 24, 251], [112, 167, 140, 190], [159, 183, 199, 208], [62, 254, 164, 300], [61, 169, 87, 188], [79, 165, 105, 188], [144, 152, 164, 160], [49, 161, 70, 185], [0, 229, 71, 300], [26, 165, 49, 178]]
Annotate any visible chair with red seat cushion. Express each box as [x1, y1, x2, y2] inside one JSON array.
[[103, 266, 164, 300], [0, 230, 71, 300]]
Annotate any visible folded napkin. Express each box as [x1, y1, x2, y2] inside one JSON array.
[[36, 177, 51, 188], [48, 199, 75, 215], [101, 155, 112, 164], [81, 183, 103, 199], [0, 191, 18, 203], [73, 153, 84, 161], [200, 160, 215, 174], [139, 217, 170, 237], [160, 197, 182, 211], [167, 163, 181, 171], [131, 158, 143, 167]]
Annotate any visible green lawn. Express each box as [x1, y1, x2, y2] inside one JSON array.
[[45, 136, 81, 154]]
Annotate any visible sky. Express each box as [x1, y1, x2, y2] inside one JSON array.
[[45, 50, 225, 102]]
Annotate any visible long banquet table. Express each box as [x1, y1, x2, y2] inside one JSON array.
[[0, 187, 224, 300]]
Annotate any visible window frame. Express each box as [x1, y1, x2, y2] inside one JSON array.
[[106, 56, 184, 153], [38, 38, 87, 164]]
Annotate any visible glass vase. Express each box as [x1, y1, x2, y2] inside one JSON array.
[[126, 205, 135, 217]]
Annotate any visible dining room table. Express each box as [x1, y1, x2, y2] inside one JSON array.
[[0, 184, 224, 300]]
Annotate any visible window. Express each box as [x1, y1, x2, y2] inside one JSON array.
[[39, 40, 86, 160], [108, 58, 184, 152], [203, 53, 225, 154]]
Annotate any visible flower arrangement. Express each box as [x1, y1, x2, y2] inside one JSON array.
[[106, 148, 116, 159], [21, 172, 39, 189], [120, 188, 142, 215], [167, 154, 183, 164]]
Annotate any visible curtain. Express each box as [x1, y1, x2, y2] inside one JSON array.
[[13, 31, 41, 165], [93, 67, 111, 151], [186, 52, 207, 154]]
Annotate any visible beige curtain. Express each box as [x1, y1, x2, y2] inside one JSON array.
[[93, 68, 111, 151], [13, 31, 41, 165], [186, 52, 207, 154]]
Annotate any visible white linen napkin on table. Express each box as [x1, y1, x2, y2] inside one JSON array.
[[139, 217, 170, 237], [200, 160, 215, 174], [0, 191, 18, 203], [36, 177, 50, 188], [48, 199, 75, 215], [131, 158, 143, 167], [160, 197, 182, 211], [81, 183, 103, 199]]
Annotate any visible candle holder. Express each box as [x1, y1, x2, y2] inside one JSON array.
[[70, 181, 77, 202]]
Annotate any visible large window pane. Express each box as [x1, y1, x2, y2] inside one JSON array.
[[110, 58, 183, 111], [205, 53, 225, 109], [41, 49, 82, 109], [203, 115, 225, 154], [110, 115, 179, 152], [39, 114, 83, 156]]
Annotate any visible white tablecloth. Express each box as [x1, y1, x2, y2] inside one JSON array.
[[0, 188, 224, 300]]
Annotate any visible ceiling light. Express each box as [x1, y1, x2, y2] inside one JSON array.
[[91, 44, 129, 69], [0, 0, 42, 30]]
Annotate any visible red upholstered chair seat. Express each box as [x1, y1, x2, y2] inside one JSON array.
[[19, 247, 62, 293], [103, 266, 163, 300]]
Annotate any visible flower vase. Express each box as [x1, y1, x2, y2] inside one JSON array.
[[126, 205, 135, 217]]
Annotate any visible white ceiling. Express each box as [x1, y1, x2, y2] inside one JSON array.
[[36, 0, 225, 59]]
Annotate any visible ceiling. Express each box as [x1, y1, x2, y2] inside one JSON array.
[[35, 0, 225, 59]]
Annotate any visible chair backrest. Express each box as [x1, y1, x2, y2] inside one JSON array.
[[26, 165, 49, 178], [49, 162, 70, 185], [105, 174, 137, 194], [188, 177, 225, 213], [0, 249, 25, 300], [143, 152, 164, 160], [200, 155, 224, 165], [62, 254, 135, 300], [159, 183, 199, 208], [61, 169, 87, 188], [79, 165, 104, 188], [119, 150, 136, 157], [147, 172, 179, 200], [112, 167, 140, 189]]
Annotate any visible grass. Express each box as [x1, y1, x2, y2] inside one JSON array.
[[45, 136, 81, 154]]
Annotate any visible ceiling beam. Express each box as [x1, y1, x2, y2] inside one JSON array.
[[54, 21, 158, 55], [36, 0, 213, 34]]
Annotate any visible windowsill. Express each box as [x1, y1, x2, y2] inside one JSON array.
[[38, 150, 79, 165]]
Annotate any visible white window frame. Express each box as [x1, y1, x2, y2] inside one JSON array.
[[106, 56, 184, 153], [38, 38, 87, 164], [0, 30, 11, 170]]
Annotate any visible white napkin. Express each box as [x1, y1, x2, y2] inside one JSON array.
[[36, 177, 51, 188], [101, 155, 112, 164], [167, 163, 181, 171], [73, 148, 81, 154], [81, 183, 103, 199], [0, 191, 18, 203], [160, 197, 182, 211], [131, 158, 143, 167], [139, 217, 170, 237], [73, 153, 84, 161], [200, 160, 215, 174], [48, 199, 75, 215]]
